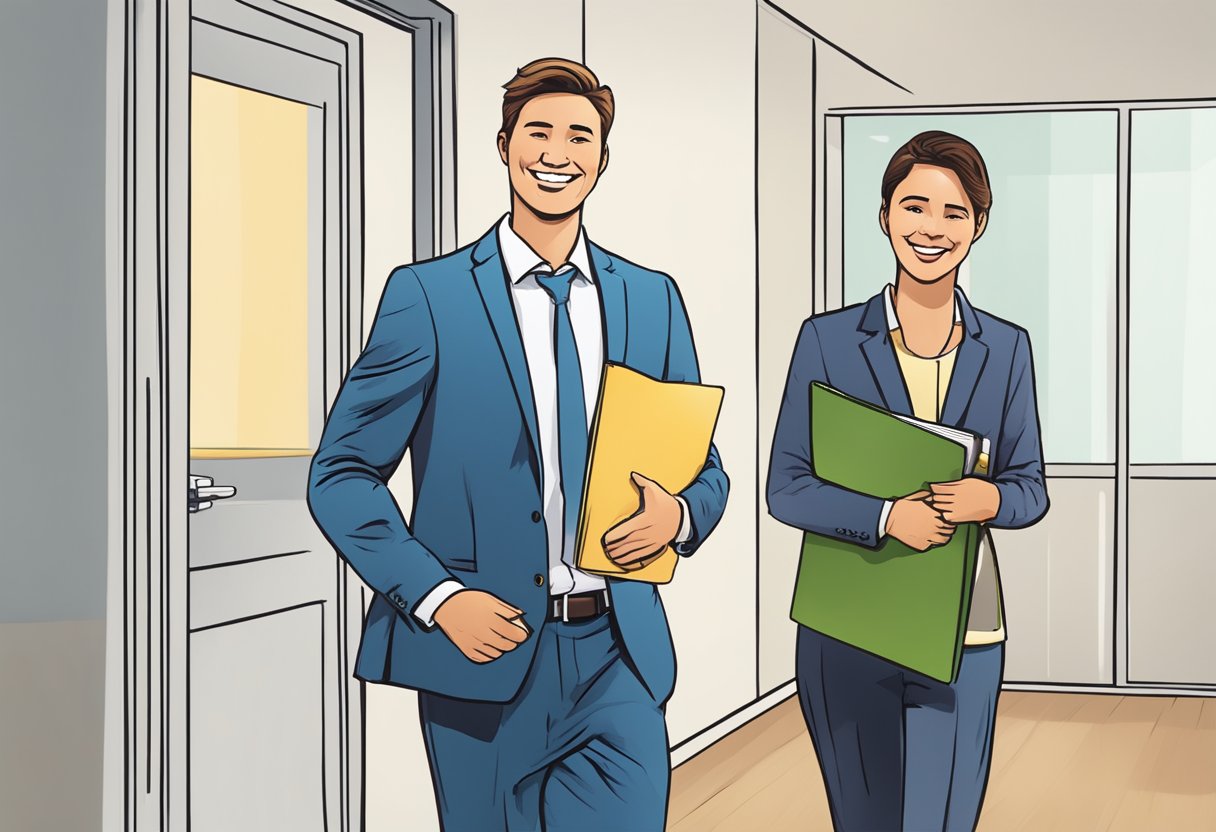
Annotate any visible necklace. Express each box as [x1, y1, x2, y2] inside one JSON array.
[[895, 295, 957, 359]]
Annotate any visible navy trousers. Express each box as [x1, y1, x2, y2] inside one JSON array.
[[418, 613, 670, 832], [796, 626, 1004, 832]]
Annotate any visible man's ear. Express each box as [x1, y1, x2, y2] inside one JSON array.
[[973, 211, 988, 243], [498, 132, 508, 165], [599, 144, 610, 175], [879, 203, 890, 238]]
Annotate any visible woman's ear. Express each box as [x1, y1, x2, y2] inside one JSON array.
[[973, 211, 988, 243], [879, 203, 890, 238], [599, 144, 610, 175], [498, 132, 508, 165]]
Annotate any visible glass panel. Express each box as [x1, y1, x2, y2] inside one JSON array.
[[190, 76, 312, 458], [842, 112, 1118, 464], [1130, 108, 1216, 465]]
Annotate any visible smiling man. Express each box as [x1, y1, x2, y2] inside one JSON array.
[[308, 57, 728, 831]]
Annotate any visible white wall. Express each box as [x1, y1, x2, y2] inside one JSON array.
[[449, 0, 582, 247], [764, 0, 1216, 105], [757, 6, 815, 694], [585, 0, 759, 745]]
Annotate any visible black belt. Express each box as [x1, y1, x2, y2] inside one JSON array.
[[548, 589, 611, 622]]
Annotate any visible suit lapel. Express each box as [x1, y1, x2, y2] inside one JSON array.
[[470, 228, 542, 487], [940, 288, 988, 427], [857, 294, 913, 416], [590, 244, 627, 364]]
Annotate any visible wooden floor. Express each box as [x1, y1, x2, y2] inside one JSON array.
[[669, 691, 1216, 831]]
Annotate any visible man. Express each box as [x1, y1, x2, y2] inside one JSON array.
[[308, 57, 728, 831]]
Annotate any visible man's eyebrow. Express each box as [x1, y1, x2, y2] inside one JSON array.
[[570, 123, 594, 135], [898, 195, 928, 204], [523, 121, 553, 129], [945, 203, 970, 214]]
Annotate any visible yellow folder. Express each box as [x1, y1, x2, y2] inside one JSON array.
[[574, 363, 724, 584]]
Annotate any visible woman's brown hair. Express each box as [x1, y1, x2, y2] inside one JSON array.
[[881, 130, 992, 217]]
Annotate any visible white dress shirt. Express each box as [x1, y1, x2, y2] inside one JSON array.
[[413, 216, 691, 627]]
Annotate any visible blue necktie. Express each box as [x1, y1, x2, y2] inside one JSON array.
[[533, 268, 588, 564]]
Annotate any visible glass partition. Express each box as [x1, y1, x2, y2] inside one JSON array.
[[1129, 108, 1216, 465], [842, 112, 1118, 464]]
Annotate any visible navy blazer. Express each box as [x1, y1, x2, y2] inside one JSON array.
[[308, 224, 729, 704], [767, 288, 1048, 546]]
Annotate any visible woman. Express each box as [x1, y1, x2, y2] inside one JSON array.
[[767, 130, 1048, 831]]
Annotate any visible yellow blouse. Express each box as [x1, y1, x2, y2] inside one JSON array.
[[891, 326, 1006, 646]]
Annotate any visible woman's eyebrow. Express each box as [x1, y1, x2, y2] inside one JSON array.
[[945, 203, 970, 214], [898, 195, 928, 204]]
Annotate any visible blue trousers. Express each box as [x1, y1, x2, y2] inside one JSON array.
[[796, 626, 1004, 832], [418, 614, 670, 832]]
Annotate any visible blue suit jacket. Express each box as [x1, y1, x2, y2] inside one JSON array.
[[308, 224, 729, 704], [767, 288, 1048, 546]]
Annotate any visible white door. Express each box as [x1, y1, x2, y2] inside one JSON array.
[[185, 2, 354, 828]]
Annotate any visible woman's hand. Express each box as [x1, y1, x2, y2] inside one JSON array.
[[885, 490, 955, 551], [929, 478, 1001, 524]]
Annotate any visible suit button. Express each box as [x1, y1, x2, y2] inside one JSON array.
[[531, 511, 542, 523], [533, 574, 545, 587]]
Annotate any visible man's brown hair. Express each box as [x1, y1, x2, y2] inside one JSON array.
[[881, 130, 992, 218], [500, 57, 615, 144]]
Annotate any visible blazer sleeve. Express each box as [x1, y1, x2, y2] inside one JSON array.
[[990, 329, 1050, 529], [307, 266, 455, 613], [766, 319, 888, 547], [662, 276, 729, 555]]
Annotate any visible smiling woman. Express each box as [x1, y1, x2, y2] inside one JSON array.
[[767, 129, 1048, 831]]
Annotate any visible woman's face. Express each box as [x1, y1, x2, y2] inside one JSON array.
[[880, 163, 987, 285]]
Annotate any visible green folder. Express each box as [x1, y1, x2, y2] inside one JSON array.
[[790, 383, 981, 683]]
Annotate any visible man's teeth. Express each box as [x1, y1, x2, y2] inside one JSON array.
[[533, 171, 576, 184], [912, 244, 949, 255]]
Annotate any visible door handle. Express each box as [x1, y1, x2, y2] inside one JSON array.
[[189, 474, 237, 513]]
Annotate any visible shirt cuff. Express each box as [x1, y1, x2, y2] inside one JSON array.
[[674, 496, 693, 544], [411, 579, 465, 630], [877, 499, 894, 540], [671, 495, 697, 555]]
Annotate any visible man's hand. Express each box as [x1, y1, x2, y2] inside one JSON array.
[[432, 590, 529, 664], [885, 490, 956, 552], [929, 478, 1001, 524], [603, 472, 681, 571]]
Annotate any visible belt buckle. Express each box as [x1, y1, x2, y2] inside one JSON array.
[[561, 593, 570, 623]]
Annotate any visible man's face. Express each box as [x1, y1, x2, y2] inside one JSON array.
[[880, 163, 987, 284], [499, 93, 608, 219]]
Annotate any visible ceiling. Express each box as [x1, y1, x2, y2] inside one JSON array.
[[775, 0, 1216, 106]]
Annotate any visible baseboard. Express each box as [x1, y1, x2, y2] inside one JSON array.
[[670, 681, 798, 767], [1004, 682, 1216, 697]]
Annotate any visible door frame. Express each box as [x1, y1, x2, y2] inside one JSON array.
[[103, 1, 454, 829]]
